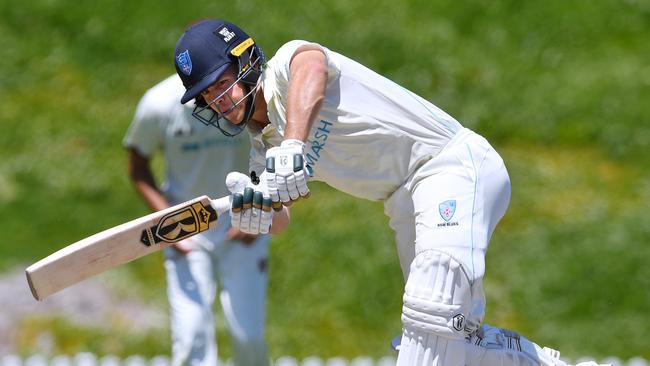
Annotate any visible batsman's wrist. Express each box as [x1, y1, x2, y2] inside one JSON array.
[[281, 139, 306, 151]]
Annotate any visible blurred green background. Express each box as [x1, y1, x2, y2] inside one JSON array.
[[1, 0, 649, 362]]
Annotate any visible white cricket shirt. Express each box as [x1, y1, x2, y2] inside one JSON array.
[[251, 40, 463, 201], [123, 74, 252, 205]]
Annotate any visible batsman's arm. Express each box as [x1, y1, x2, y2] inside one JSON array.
[[264, 45, 327, 206], [284, 44, 328, 142]]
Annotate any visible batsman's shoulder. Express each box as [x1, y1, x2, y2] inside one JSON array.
[[273, 40, 322, 61], [271, 40, 338, 82]]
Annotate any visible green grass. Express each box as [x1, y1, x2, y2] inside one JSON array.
[[489, 145, 650, 359], [1, 0, 649, 361]]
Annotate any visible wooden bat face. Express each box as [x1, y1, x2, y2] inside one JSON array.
[[25, 195, 228, 301]]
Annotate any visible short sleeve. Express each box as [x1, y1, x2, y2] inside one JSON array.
[[122, 90, 166, 157], [270, 40, 341, 87]]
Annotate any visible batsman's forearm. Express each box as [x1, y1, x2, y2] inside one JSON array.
[[284, 47, 328, 142]]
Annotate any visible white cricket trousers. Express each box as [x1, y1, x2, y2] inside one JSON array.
[[164, 221, 270, 366], [385, 128, 511, 366]]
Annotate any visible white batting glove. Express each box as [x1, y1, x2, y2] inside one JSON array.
[[265, 139, 311, 206], [226, 172, 274, 235]]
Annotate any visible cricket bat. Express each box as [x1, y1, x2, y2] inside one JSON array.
[[26, 195, 231, 301]]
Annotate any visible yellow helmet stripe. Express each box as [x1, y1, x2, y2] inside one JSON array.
[[231, 38, 255, 57]]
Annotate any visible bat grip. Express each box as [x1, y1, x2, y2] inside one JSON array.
[[211, 196, 232, 216]]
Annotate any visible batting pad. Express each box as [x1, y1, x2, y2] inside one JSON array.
[[401, 249, 473, 338], [397, 249, 473, 366]]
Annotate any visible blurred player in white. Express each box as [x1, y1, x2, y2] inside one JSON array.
[[124, 74, 272, 366], [172, 19, 611, 366]]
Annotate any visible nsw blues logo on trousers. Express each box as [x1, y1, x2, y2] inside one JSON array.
[[439, 200, 457, 222]]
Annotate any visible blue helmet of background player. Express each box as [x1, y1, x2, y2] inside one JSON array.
[[174, 19, 265, 136]]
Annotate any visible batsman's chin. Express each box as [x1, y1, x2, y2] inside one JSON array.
[[223, 107, 245, 125]]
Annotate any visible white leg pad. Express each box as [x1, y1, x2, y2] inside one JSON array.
[[397, 328, 467, 366], [397, 250, 473, 366], [401, 250, 473, 337]]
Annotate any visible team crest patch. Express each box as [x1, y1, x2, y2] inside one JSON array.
[[437, 200, 459, 227], [439, 200, 456, 222], [177, 50, 192, 76]]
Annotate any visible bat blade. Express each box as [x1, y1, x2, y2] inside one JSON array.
[[26, 195, 230, 300]]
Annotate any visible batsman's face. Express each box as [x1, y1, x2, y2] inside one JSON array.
[[201, 67, 247, 125]]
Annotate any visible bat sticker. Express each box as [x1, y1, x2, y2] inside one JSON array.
[[140, 201, 217, 246]]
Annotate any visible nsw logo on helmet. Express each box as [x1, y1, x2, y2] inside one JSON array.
[[176, 50, 193, 76], [216, 26, 237, 43]]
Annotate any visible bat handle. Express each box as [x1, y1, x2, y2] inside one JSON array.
[[211, 196, 231, 216]]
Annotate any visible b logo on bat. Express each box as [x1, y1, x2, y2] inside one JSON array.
[[140, 202, 217, 246]]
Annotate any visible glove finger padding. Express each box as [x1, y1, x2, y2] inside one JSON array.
[[266, 172, 280, 203], [240, 187, 254, 233], [292, 154, 310, 197], [265, 139, 311, 207], [227, 172, 273, 235], [249, 191, 263, 233], [260, 170, 286, 212], [260, 197, 273, 234], [231, 192, 243, 230], [284, 174, 301, 201], [276, 174, 292, 202], [294, 165, 310, 198]]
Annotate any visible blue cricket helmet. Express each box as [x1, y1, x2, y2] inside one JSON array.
[[174, 19, 264, 104]]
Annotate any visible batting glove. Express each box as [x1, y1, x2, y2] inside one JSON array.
[[226, 172, 274, 235], [265, 139, 311, 206]]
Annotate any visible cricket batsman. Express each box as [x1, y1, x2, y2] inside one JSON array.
[[172, 19, 611, 366]]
